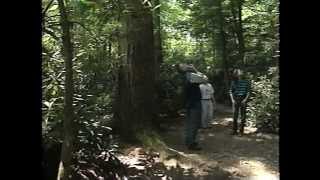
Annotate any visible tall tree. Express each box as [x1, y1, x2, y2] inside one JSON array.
[[153, 0, 163, 82], [231, 0, 245, 67], [56, 0, 77, 179], [274, 2, 279, 61], [214, 0, 230, 87], [153, 0, 163, 123], [116, 0, 156, 139]]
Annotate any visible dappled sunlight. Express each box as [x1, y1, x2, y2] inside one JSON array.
[[232, 136, 253, 142], [216, 117, 233, 126], [235, 159, 279, 180], [223, 117, 233, 122], [158, 104, 278, 180], [42, 0, 279, 178]]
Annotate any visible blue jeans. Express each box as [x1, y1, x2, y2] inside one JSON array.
[[185, 101, 201, 146]]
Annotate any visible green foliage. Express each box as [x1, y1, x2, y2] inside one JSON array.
[[42, 0, 120, 133], [42, 0, 280, 178], [161, 0, 197, 61], [247, 67, 279, 133], [157, 63, 185, 116], [136, 130, 166, 149]]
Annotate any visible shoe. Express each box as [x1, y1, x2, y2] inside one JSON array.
[[188, 143, 202, 151], [185, 142, 198, 147], [231, 131, 238, 135], [188, 146, 202, 151]]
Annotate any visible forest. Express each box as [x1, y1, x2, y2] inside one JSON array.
[[42, 0, 279, 179]]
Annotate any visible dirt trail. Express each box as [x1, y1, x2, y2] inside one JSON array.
[[159, 104, 279, 180]]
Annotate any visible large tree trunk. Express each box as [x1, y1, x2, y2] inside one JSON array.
[[116, 0, 156, 139], [56, 0, 77, 179], [153, 0, 162, 124], [153, 0, 163, 82]]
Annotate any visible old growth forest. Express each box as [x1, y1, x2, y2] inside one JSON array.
[[42, 0, 279, 179]]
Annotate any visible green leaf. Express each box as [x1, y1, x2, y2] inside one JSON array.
[[43, 101, 53, 109], [44, 101, 51, 108]]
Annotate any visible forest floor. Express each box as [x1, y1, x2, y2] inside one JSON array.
[[119, 104, 279, 180]]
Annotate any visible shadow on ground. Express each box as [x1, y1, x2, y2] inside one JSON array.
[[157, 105, 279, 179]]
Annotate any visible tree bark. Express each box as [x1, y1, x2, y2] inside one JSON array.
[[153, 0, 163, 82], [56, 0, 77, 179], [153, 0, 162, 124], [215, 0, 230, 87], [231, 0, 245, 67], [116, 0, 156, 139]]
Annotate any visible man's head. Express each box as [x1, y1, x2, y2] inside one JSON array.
[[233, 69, 244, 80], [176, 63, 197, 73]]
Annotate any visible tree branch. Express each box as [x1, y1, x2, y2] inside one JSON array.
[[69, 21, 102, 43], [42, 0, 55, 17], [43, 28, 60, 41], [69, 21, 91, 33]]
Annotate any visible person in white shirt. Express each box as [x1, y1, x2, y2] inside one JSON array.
[[199, 80, 216, 128]]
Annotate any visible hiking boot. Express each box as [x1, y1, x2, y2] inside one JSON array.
[[188, 143, 202, 151], [188, 146, 202, 151], [231, 131, 238, 135], [239, 130, 244, 136]]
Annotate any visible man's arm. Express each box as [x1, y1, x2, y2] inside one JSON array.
[[212, 96, 217, 106], [241, 81, 251, 103], [211, 85, 216, 105], [229, 82, 235, 103], [242, 92, 250, 103]]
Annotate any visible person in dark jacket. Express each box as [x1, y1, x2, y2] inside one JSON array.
[[176, 63, 203, 150], [184, 79, 202, 150]]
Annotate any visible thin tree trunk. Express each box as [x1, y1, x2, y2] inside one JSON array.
[[216, 0, 230, 87], [237, 0, 245, 66], [231, 0, 245, 67], [153, 0, 163, 82], [108, 41, 112, 58], [153, 0, 162, 125], [56, 0, 76, 179], [274, 3, 279, 61]]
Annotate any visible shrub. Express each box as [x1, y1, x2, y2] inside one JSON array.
[[247, 67, 279, 133]]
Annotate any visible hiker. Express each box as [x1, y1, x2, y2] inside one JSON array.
[[176, 64, 207, 150], [229, 69, 251, 136], [199, 80, 216, 129]]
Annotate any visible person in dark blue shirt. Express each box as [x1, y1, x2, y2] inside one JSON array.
[[176, 64, 202, 150], [229, 69, 251, 136], [184, 75, 202, 150]]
